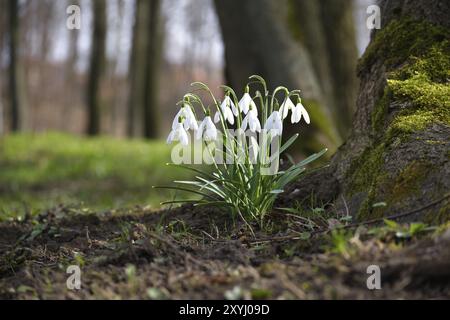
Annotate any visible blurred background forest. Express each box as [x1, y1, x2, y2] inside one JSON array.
[[0, 0, 373, 216]]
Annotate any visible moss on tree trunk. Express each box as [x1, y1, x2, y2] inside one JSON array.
[[288, 0, 450, 224]]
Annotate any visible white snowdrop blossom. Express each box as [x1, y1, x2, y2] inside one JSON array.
[[196, 116, 218, 141], [249, 136, 259, 163], [173, 104, 198, 131], [167, 121, 189, 146], [264, 111, 283, 137], [291, 101, 311, 124], [161, 76, 327, 229], [238, 93, 257, 115], [279, 97, 296, 120], [214, 96, 236, 125], [242, 108, 261, 133]]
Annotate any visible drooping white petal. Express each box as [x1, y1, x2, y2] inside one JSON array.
[[167, 122, 189, 146], [216, 97, 236, 125], [183, 106, 198, 131], [224, 107, 235, 125], [179, 127, 189, 146], [298, 103, 310, 124], [166, 130, 175, 144], [196, 116, 217, 141], [248, 110, 261, 133], [264, 111, 283, 137], [172, 109, 184, 130], [280, 98, 295, 120], [196, 118, 207, 140], [214, 111, 220, 124], [291, 104, 302, 124], [238, 93, 256, 115]]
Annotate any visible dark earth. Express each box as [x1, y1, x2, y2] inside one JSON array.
[[1, 199, 449, 299]]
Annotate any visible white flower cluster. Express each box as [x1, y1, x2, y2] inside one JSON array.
[[167, 92, 310, 147]]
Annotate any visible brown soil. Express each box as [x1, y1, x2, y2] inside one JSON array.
[[0, 204, 449, 300]]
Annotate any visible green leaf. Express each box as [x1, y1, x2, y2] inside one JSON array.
[[384, 219, 399, 229], [279, 134, 299, 154]]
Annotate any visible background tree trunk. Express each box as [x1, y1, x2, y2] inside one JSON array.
[[0, 0, 6, 134], [318, 0, 358, 139], [128, 0, 162, 139], [128, 0, 149, 137], [8, 0, 26, 132], [286, 0, 450, 224], [143, 0, 163, 139], [86, 0, 107, 135], [215, 0, 356, 153]]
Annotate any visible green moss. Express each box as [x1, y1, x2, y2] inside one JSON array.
[[372, 87, 392, 133], [349, 18, 449, 221], [370, 24, 450, 142], [346, 143, 386, 195], [391, 43, 450, 83], [358, 18, 450, 73], [386, 161, 432, 203]]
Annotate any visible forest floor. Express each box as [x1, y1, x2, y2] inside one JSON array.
[[0, 133, 449, 299], [0, 204, 449, 299]]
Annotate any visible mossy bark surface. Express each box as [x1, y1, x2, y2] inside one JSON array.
[[287, 0, 450, 224]]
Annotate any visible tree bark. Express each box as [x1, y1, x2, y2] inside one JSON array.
[[318, 0, 358, 139], [285, 0, 450, 224], [8, 0, 25, 132], [214, 0, 339, 154], [128, 0, 162, 139], [86, 0, 107, 136], [143, 0, 163, 139]]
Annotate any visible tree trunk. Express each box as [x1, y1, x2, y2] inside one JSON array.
[[8, 0, 25, 132], [143, 0, 163, 139], [214, 0, 339, 154], [286, 0, 450, 224], [128, 0, 148, 137], [86, 0, 107, 136], [318, 0, 359, 139], [128, 0, 162, 139], [0, 0, 5, 134]]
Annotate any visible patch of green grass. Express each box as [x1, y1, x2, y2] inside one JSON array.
[[0, 132, 196, 219]]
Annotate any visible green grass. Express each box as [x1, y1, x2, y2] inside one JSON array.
[[0, 132, 196, 220]]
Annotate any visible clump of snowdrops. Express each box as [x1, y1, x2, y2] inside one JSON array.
[[158, 75, 327, 229]]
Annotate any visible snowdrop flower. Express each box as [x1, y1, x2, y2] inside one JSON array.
[[279, 97, 295, 120], [249, 136, 259, 163], [291, 99, 310, 124], [214, 95, 236, 125], [196, 116, 218, 141], [264, 111, 283, 137], [238, 87, 257, 115], [167, 119, 189, 146], [173, 104, 198, 131], [241, 108, 261, 133]]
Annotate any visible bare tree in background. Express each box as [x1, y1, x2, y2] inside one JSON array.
[[214, 0, 339, 153], [0, 0, 6, 134], [8, 0, 26, 132], [128, 0, 163, 138], [86, 0, 107, 135], [287, 0, 359, 139], [318, 0, 358, 138]]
